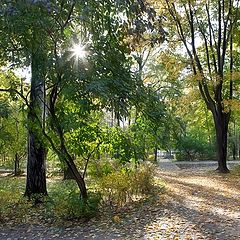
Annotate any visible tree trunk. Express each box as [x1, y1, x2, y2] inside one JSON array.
[[63, 165, 75, 180], [154, 147, 158, 162], [47, 85, 87, 200], [14, 153, 21, 176], [63, 150, 87, 200], [212, 110, 230, 173], [25, 48, 47, 197], [25, 134, 47, 196], [232, 143, 236, 160]]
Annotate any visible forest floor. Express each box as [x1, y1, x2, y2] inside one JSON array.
[[1, 163, 240, 239]]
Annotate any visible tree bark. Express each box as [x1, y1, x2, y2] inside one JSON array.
[[47, 85, 87, 199], [25, 134, 47, 195], [14, 153, 21, 176], [59, 144, 87, 199], [212, 109, 230, 173], [63, 165, 75, 180], [25, 48, 47, 197], [154, 147, 158, 162]]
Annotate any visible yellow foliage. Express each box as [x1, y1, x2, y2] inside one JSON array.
[[112, 215, 121, 223], [223, 99, 240, 112]]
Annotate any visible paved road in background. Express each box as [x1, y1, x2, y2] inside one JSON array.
[[158, 159, 240, 171]]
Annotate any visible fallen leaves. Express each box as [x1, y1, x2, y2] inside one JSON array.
[[1, 168, 240, 239]]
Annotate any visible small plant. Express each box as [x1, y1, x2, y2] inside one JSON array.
[[0, 176, 28, 222], [130, 162, 155, 195], [88, 159, 116, 179]]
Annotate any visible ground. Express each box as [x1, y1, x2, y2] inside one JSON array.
[[1, 161, 240, 239]]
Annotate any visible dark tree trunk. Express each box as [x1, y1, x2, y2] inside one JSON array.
[[25, 134, 47, 196], [212, 109, 230, 173], [232, 143, 236, 160], [25, 48, 47, 197], [63, 165, 75, 180], [48, 85, 87, 199], [63, 150, 87, 199], [154, 147, 158, 162], [14, 153, 21, 176]]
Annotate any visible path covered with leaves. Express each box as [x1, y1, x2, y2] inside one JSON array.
[[1, 168, 240, 239]]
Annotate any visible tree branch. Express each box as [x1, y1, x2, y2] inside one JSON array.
[[0, 88, 30, 108]]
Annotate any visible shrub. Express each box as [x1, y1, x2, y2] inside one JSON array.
[[88, 159, 117, 179], [176, 135, 216, 161], [130, 163, 155, 195], [98, 162, 155, 206], [0, 177, 100, 223]]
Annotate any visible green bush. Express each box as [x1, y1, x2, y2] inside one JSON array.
[[0, 177, 101, 223], [88, 159, 116, 179], [176, 135, 216, 161], [131, 163, 154, 195], [98, 162, 155, 206]]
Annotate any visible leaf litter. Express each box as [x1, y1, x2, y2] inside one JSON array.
[[1, 168, 240, 239]]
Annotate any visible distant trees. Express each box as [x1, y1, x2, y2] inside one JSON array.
[[0, 73, 27, 175]]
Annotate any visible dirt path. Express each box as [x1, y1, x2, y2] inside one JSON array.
[[1, 168, 240, 239], [156, 170, 240, 239]]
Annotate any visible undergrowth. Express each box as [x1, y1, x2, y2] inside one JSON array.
[[0, 162, 165, 224]]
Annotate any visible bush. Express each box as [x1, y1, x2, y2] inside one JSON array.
[[88, 159, 117, 179], [131, 163, 154, 195], [0, 177, 101, 224], [98, 162, 155, 206], [176, 135, 216, 161]]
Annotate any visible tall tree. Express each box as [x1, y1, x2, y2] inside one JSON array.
[[26, 43, 47, 196], [0, 1, 52, 196], [160, 0, 240, 172]]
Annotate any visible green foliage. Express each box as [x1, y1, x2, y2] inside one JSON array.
[[88, 159, 117, 179], [46, 180, 101, 220], [106, 127, 135, 164], [0, 177, 100, 223], [175, 135, 216, 161], [102, 121, 160, 165], [0, 74, 27, 169], [0, 177, 26, 221], [98, 162, 155, 206]]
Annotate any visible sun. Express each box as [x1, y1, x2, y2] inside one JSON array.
[[71, 44, 87, 60]]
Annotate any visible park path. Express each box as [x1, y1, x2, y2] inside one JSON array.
[[158, 158, 180, 171], [1, 163, 240, 239]]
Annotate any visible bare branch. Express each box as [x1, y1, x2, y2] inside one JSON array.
[[206, 3, 218, 73], [82, 141, 102, 179], [217, 0, 222, 75]]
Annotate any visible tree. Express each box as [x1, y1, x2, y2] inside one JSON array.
[[161, 0, 240, 172], [0, 71, 27, 175], [0, 0, 51, 196]]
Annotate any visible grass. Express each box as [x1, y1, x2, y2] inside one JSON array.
[[0, 163, 166, 226], [0, 175, 100, 225]]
